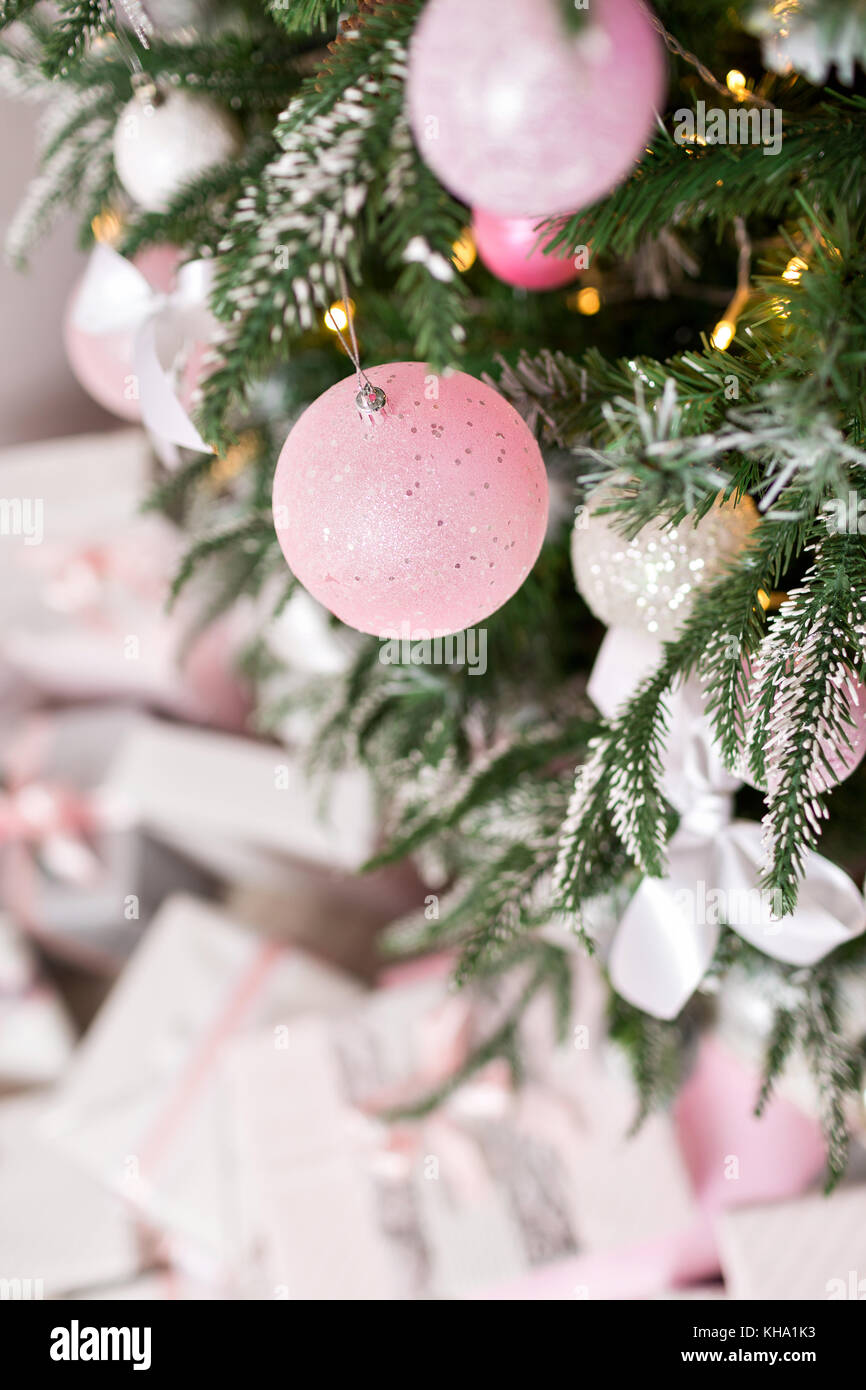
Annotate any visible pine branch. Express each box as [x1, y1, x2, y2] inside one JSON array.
[[198, 0, 468, 446], [755, 1003, 799, 1115], [555, 515, 800, 905], [0, 0, 38, 30], [5, 85, 114, 264], [266, 0, 343, 33], [546, 102, 866, 262], [140, 454, 217, 515], [609, 994, 687, 1129], [754, 533, 866, 910], [801, 974, 861, 1191], [119, 141, 276, 260], [41, 0, 106, 78], [169, 514, 276, 605], [365, 718, 593, 869], [380, 944, 570, 1122]]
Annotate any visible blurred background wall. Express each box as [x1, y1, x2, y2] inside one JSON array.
[[0, 97, 114, 447]]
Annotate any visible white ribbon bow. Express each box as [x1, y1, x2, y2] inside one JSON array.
[[72, 244, 215, 454], [589, 628, 866, 1020]]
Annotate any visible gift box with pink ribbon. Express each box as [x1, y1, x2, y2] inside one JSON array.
[[219, 947, 844, 1301], [0, 694, 379, 967], [221, 957, 696, 1300], [0, 914, 75, 1089], [0, 706, 216, 970], [0, 427, 251, 728], [43, 895, 363, 1288]]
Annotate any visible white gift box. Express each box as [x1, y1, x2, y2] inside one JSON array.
[[45, 895, 363, 1279], [0, 915, 75, 1088], [716, 1186, 866, 1300], [0, 702, 377, 968], [224, 961, 700, 1300], [100, 715, 378, 880], [0, 1093, 142, 1298], [0, 428, 250, 727], [0, 706, 213, 969]]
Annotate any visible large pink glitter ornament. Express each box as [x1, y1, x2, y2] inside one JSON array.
[[272, 363, 549, 637], [64, 244, 181, 420], [407, 0, 666, 218], [471, 209, 582, 290]]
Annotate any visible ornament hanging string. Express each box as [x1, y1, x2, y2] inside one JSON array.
[[649, 17, 775, 109], [313, 265, 386, 417]]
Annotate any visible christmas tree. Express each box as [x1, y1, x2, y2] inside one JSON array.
[[6, 0, 866, 1184]]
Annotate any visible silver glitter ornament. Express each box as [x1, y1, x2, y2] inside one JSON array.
[[571, 479, 758, 639]]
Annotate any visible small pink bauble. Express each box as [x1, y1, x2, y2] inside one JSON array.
[[64, 244, 183, 421], [407, 0, 665, 217], [472, 208, 581, 290], [738, 658, 866, 793], [272, 363, 549, 637]]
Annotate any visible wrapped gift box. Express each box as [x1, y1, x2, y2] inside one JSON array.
[[0, 428, 251, 728], [45, 895, 363, 1281], [224, 963, 703, 1300], [0, 914, 75, 1088], [100, 715, 378, 881], [716, 1185, 866, 1300], [1, 700, 377, 965], [0, 1094, 142, 1298], [0, 706, 214, 969]]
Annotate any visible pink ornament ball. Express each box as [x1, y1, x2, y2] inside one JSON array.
[[64, 244, 181, 421], [407, 0, 665, 217], [471, 209, 581, 290], [272, 363, 549, 637]]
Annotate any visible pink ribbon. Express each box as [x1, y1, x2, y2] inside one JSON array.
[[0, 718, 106, 941]]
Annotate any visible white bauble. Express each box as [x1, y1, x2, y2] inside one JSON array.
[[571, 479, 758, 639], [113, 90, 243, 212]]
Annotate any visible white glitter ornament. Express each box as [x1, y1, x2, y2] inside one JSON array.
[[571, 479, 758, 639], [113, 89, 243, 212]]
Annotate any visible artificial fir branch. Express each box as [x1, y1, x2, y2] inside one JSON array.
[[198, 0, 469, 443], [5, 85, 115, 265], [801, 974, 861, 1190], [750, 534, 866, 909], [41, 0, 107, 78], [755, 1003, 799, 1115], [608, 994, 688, 1128], [0, 0, 38, 30], [364, 718, 595, 870], [119, 142, 276, 260], [546, 102, 866, 263], [380, 943, 571, 1122], [266, 0, 344, 34], [169, 514, 276, 605], [555, 515, 802, 904]]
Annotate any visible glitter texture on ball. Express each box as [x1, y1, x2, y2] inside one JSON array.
[[571, 480, 758, 639], [272, 363, 549, 637], [407, 0, 665, 217]]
